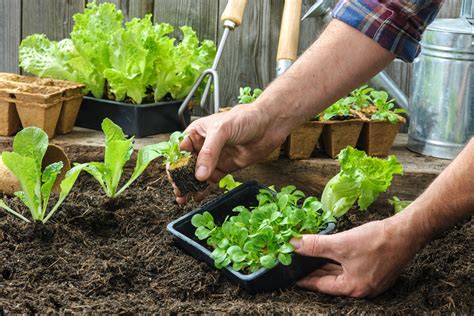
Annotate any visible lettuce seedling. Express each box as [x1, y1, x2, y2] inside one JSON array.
[[0, 127, 85, 223], [82, 118, 161, 198], [321, 98, 353, 121], [389, 196, 412, 214], [154, 131, 208, 194], [321, 146, 403, 218], [347, 85, 374, 110], [219, 174, 242, 193], [238, 87, 263, 104], [370, 91, 407, 124], [192, 186, 334, 273]]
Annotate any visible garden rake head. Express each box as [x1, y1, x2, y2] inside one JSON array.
[[178, 0, 248, 128]]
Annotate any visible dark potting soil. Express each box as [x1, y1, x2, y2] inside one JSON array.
[[0, 173, 472, 314]]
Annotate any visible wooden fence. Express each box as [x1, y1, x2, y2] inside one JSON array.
[[0, 0, 462, 107]]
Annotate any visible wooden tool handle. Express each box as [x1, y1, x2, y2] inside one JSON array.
[[277, 0, 303, 61], [221, 0, 248, 27]]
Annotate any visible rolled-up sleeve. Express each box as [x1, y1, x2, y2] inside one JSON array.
[[332, 0, 443, 62]]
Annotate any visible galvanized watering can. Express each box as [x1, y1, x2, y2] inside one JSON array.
[[304, 0, 474, 159], [405, 1, 473, 159]]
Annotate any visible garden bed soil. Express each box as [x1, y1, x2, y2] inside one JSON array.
[[0, 172, 472, 314]]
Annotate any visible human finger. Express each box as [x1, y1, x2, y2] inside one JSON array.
[[290, 234, 342, 261]]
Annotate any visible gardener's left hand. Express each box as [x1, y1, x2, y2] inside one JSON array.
[[290, 215, 425, 297]]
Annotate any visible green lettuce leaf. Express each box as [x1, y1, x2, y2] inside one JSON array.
[[321, 147, 403, 218]]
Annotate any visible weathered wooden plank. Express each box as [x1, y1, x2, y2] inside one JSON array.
[[217, 0, 285, 107], [91, 0, 154, 20], [0, 0, 22, 73], [236, 134, 449, 204], [438, 0, 462, 18], [0, 132, 449, 202], [153, 0, 218, 42], [21, 0, 85, 41]]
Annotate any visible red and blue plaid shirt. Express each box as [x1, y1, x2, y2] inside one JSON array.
[[332, 0, 444, 62]]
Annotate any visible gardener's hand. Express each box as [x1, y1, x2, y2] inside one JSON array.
[[175, 104, 287, 204], [290, 215, 426, 298]]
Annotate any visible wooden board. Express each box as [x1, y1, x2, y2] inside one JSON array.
[[0, 0, 21, 74], [153, 0, 219, 42], [91, 0, 154, 20], [217, 0, 284, 106], [235, 134, 450, 204], [0, 131, 451, 202], [21, 0, 85, 42]]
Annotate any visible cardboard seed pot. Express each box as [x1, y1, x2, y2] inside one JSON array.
[[0, 100, 21, 136], [321, 120, 364, 158], [357, 121, 402, 157], [285, 121, 323, 160], [15, 101, 63, 139]]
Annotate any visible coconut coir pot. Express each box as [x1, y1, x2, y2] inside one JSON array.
[[285, 121, 323, 160]]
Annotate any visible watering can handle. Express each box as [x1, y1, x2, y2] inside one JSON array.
[[277, 0, 303, 61], [221, 0, 248, 27]]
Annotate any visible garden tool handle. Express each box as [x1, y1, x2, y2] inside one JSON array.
[[277, 0, 303, 62], [221, 0, 248, 27]]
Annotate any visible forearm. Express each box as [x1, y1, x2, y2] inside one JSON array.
[[254, 19, 394, 138], [390, 139, 474, 248]]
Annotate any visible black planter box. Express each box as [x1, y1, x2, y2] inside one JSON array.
[[75, 96, 190, 138], [167, 181, 336, 294]]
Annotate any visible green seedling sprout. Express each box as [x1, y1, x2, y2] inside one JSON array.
[[0, 127, 85, 223], [192, 186, 335, 273], [82, 118, 162, 198], [389, 196, 412, 214], [369, 91, 407, 124], [219, 174, 242, 193], [238, 87, 263, 104]]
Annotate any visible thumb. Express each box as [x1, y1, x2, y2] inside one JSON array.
[[290, 234, 342, 261], [195, 130, 228, 181]]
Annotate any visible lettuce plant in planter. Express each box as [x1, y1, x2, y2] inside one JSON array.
[[19, 2, 217, 137], [356, 90, 408, 157], [316, 99, 366, 158]]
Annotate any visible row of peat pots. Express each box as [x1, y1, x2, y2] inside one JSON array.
[[284, 112, 404, 159], [0, 73, 84, 138]]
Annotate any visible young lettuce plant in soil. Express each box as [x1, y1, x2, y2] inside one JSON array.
[[219, 174, 242, 193], [389, 196, 412, 214], [321, 146, 403, 218], [154, 131, 208, 194], [0, 127, 85, 223], [192, 186, 335, 273], [81, 118, 161, 198]]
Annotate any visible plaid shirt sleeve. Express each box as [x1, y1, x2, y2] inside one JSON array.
[[332, 0, 443, 62]]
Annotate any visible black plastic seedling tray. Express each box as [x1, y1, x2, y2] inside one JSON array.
[[75, 96, 190, 137], [167, 181, 336, 294]]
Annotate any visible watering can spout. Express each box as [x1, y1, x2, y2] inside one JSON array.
[[302, 0, 409, 110]]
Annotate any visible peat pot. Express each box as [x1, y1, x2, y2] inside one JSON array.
[[285, 121, 324, 159], [320, 119, 364, 158], [407, 15, 474, 159], [76, 97, 190, 138], [167, 181, 335, 294]]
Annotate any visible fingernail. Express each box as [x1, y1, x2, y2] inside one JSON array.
[[196, 165, 208, 180], [290, 238, 302, 250]]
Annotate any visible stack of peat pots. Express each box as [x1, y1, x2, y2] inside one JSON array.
[[0, 73, 84, 138]]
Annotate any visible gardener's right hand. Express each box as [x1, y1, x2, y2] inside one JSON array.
[[175, 103, 287, 204]]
